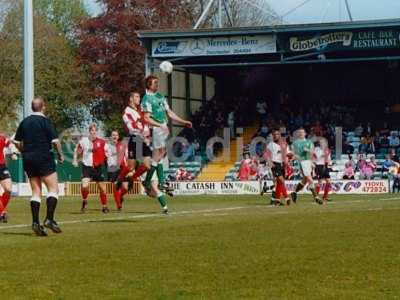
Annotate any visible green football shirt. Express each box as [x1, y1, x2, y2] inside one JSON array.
[[141, 92, 169, 124], [292, 138, 314, 161]]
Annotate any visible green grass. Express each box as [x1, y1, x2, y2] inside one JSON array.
[[1, 194, 400, 299]]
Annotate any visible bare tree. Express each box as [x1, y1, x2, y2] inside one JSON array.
[[190, 0, 282, 28]]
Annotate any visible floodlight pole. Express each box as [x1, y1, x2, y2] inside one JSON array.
[[194, 0, 216, 29], [218, 0, 223, 28], [344, 0, 353, 21], [24, 0, 34, 118]]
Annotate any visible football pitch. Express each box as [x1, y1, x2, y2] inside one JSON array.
[[1, 194, 400, 299]]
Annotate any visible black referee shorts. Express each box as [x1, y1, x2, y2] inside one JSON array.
[[0, 165, 11, 181], [23, 152, 56, 178], [128, 135, 152, 160]]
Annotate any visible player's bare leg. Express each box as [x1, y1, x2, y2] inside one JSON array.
[[305, 176, 322, 204], [80, 178, 90, 213], [291, 176, 321, 204], [42, 172, 62, 233], [147, 180, 169, 214], [97, 181, 109, 213], [29, 177, 47, 236], [0, 178, 12, 223]]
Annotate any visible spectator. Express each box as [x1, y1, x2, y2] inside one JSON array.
[[382, 155, 396, 173], [258, 123, 269, 139], [389, 148, 400, 163], [183, 142, 196, 161], [343, 161, 355, 179], [355, 123, 364, 137], [381, 134, 390, 148], [257, 162, 272, 180], [256, 100, 268, 122], [389, 132, 400, 149], [359, 134, 374, 154], [237, 155, 251, 181], [175, 167, 194, 181], [249, 157, 259, 180], [359, 158, 376, 180], [366, 122, 372, 135], [380, 122, 390, 136], [373, 131, 381, 150], [392, 165, 400, 193], [278, 120, 286, 136], [312, 120, 324, 137], [294, 112, 304, 128], [343, 140, 354, 154]]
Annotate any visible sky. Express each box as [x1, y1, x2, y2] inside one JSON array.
[[83, 0, 400, 24]]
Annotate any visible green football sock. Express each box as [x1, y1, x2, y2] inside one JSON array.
[[144, 166, 156, 187], [156, 163, 165, 185], [157, 193, 167, 208]]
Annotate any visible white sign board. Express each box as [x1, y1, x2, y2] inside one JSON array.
[[169, 181, 260, 195], [152, 35, 276, 57], [169, 180, 389, 196], [10, 183, 66, 197], [262, 180, 389, 194]]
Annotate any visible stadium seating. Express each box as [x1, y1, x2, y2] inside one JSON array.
[[166, 161, 202, 180]]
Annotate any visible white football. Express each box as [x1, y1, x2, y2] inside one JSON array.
[[159, 61, 173, 74]]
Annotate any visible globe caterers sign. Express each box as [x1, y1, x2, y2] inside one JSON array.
[[285, 29, 400, 52], [152, 35, 276, 57]]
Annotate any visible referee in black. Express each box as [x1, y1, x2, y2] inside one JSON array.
[[14, 97, 64, 236]]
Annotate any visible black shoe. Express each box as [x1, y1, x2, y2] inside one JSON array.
[[162, 206, 169, 215], [44, 219, 62, 234], [102, 207, 110, 214], [160, 182, 174, 192], [81, 200, 87, 213], [291, 192, 297, 204], [0, 213, 7, 223], [32, 223, 48, 237], [315, 197, 323, 205]]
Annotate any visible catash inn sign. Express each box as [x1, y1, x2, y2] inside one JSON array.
[[287, 29, 400, 52]]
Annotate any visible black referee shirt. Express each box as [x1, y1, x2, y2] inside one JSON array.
[[14, 112, 58, 154]]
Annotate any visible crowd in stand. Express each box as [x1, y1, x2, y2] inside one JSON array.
[[235, 97, 400, 182], [173, 93, 400, 183]]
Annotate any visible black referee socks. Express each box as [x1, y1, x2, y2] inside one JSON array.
[[30, 201, 40, 224], [46, 197, 58, 221]]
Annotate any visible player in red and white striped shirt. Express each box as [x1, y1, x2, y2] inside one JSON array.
[[0, 134, 18, 222], [73, 123, 109, 213], [118, 91, 153, 188], [265, 129, 291, 206], [313, 140, 332, 202], [106, 130, 127, 211]]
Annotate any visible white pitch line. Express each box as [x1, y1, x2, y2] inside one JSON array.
[[0, 205, 267, 231], [378, 197, 400, 201], [1, 197, 400, 231]]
